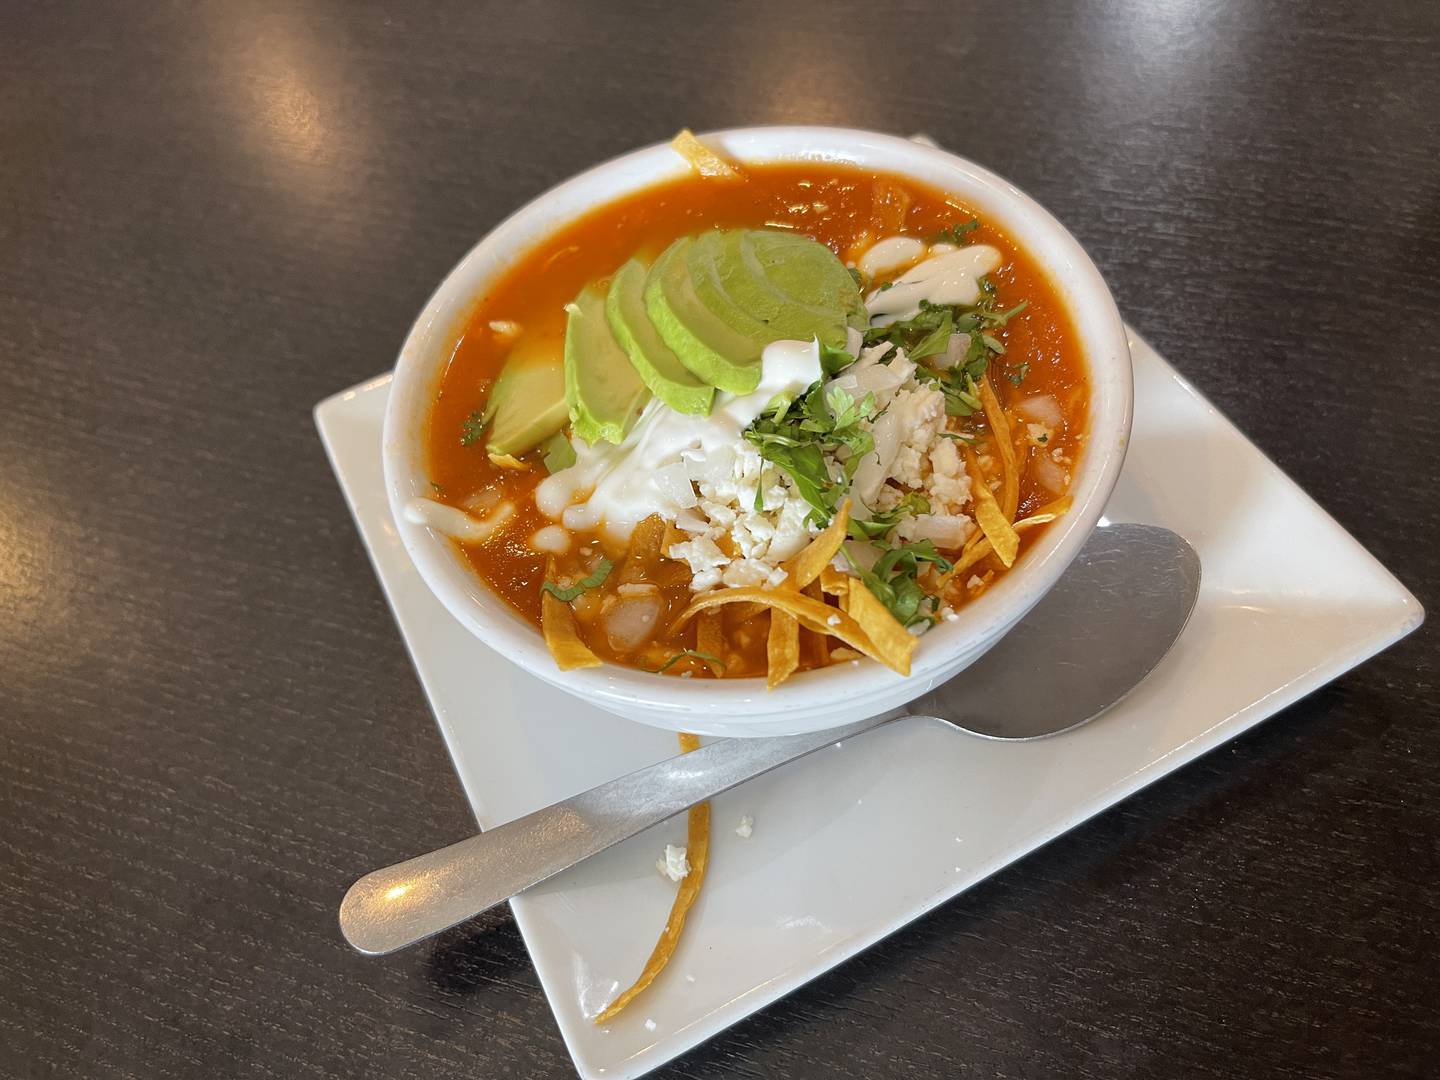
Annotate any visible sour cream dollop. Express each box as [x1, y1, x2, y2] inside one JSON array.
[[536, 339, 823, 542], [402, 497, 514, 543], [865, 242, 1003, 324]]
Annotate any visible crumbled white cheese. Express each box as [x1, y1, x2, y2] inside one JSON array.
[[826, 613, 841, 627], [668, 440, 817, 591], [656, 844, 690, 882], [967, 575, 985, 590], [735, 814, 754, 839]]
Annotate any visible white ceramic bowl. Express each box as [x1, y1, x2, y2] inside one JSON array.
[[383, 127, 1132, 737]]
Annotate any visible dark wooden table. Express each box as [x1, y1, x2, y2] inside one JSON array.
[[3, 3, 1436, 1077]]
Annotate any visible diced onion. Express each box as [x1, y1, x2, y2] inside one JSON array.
[[602, 592, 665, 653], [1032, 454, 1068, 494], [653, 462, 698, 509], [1016, 394, 1062, 428], [934, 333, 972, 370]]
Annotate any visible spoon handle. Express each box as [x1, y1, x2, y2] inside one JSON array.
[[339, 713, 900, 955]]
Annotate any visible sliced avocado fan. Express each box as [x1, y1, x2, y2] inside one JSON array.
[[644, 236, 768, 395], [605, 258, 714, 415], [559, 229, 863, 420], [564, 283, 650, 445]]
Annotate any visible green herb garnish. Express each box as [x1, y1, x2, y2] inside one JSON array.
[[540, 558, 613, 602], [846, 492, 931, 542], [819, 340, 857, 377], [1006, 362, 1030, 386], [864, 300, 954, 358], [651, 649, 727, 675], [460, 410, 490, 447], [934, 219, 980, 244], [845, 540, 954, 627], [744, 384, 876, 526]]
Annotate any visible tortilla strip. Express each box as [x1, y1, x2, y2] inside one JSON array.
[[674, 587, 911, 675], [802, 579, 830, 666], [840, 578, 919, 673], [671, 129, 741, 179], [963, 445, 1020, 568], [978, 374, 1019, 522], [948, 496, 1073, 577], [766, 611, 800, 689], [661, 520, 689, 557], [595, 733, 710, 1024], [819, 564, 850, 596], [620, 514, 667, 584], [694, 609, 725, 676], [541, 591, 602, 670]]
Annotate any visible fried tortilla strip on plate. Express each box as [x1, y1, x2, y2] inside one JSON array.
[[595, 733, 710, 1024]]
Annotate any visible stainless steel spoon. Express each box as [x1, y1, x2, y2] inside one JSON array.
[[341, 522, 1199, 956]]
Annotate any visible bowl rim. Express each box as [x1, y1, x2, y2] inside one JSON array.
[[381, 126, 1133, 728]]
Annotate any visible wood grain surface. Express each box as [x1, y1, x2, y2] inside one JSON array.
[[1, 2, 1436, 1077]]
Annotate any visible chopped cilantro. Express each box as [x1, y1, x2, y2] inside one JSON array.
[[863, 300, 954, 357], [907, 308, 955, 361], [744, 383, 875, 525], [460, 410, 489, 447], [1006, 362, 1030, 386], [935, 219, 980, 244], [844, 540, 954, 627], [651, 649, 726, 675], [541, 558, 613, 603], [819, 340, 856, 377], [878, 280, 894, 292], [847, 266, 864, 288], [846, 492, 931, 542], [988, 300, 1029, 326]]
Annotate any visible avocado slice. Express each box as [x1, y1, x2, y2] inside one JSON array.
[[697, 230, 853, 346], [564, 283, 650, 444], [605, 258, 714, 416], [644, 237, 766, 395], [482, 335, 568, 457], [742, 230, 867, 337], [685, 230, 778, 342]]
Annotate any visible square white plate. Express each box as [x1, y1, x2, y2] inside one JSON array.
[[315, 329, 1421, 1079]]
